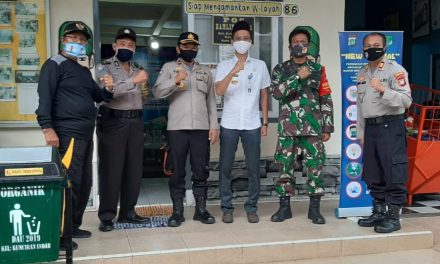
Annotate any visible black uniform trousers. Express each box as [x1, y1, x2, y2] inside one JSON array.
[[167, 130, 210, 199], [97, 107, 144, 221], [58, 135, 93, 231], [363, 115, 408, 205]]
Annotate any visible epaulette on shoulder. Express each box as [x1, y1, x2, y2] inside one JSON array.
[[132, 62, 144, 70]]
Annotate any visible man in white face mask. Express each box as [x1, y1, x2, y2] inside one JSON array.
[[215, 20, 270, 224]]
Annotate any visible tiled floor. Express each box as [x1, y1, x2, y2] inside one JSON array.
[[403, 194, 440, 216], [62, 199, 439, 263]]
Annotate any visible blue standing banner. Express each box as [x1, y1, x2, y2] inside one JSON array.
[[336, 31, 404, 218]]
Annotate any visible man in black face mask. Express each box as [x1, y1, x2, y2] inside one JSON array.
[[356, 32, 412, 233], [96, 27, 149, 232], [153, 32, 219, 227], [270, 27, 334, 225]]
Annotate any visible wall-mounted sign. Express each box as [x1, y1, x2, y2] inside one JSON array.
[[185, 0, 300, 17], [0, 0, 49, 125], [212, 16, 254, 45]]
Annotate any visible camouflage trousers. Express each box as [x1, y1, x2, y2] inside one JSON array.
[[274, 136, 326, 196]]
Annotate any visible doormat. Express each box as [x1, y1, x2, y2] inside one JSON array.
[[114, 205, 172, 229], [402, 194, 440, 218]]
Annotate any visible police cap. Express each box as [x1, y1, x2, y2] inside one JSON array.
[[177, 32, 199, 45], [115, 27, 137, 42]]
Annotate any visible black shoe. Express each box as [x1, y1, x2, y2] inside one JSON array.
[[358, 200, 386, 227], [271, 196, 292, 222], [59, 239, 78, 251], [374, 204, 401, 233], [72, 228, 92, 238], [168, 198, 185, 227], [99, 220, 114, 232], [168, 213, 185, 227], [308, 196, 326, 224], [193, 196, 215, 224], [118, 214, 150, 224]]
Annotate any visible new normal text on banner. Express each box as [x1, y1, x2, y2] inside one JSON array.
[[336, 31, 403, 218]]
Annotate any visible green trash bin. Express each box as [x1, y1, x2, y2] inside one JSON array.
[[0, 146, 66, 264]]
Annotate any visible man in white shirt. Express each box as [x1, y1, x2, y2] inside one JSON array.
[[215, 20, 270, 223]]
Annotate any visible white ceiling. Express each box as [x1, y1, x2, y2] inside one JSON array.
[[99, 0, 183, 47]]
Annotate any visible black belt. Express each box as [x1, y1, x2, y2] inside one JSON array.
[[365, 114, 404, 126], [99, 106, 142, 119]]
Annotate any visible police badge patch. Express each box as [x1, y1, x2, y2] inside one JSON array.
[[394, 72, 406, 86]]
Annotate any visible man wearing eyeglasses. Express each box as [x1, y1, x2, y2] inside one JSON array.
[[153, 32, 218, 227], [36, 21, 113, 250]]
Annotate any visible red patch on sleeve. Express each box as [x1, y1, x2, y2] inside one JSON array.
[[319, 66, 332, 96], [394, 72, 407, 87]]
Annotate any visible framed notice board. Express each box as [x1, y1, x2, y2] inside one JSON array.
[[212, 16, 254, 45], [0, 0, 50, 126]]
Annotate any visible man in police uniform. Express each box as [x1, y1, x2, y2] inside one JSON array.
[[96, 27, 149, 232], [270, 27, 334, 224], [153, 32, 218, 227], [356, 32, 412, 233]]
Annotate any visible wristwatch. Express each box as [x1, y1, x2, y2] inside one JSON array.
[[262, 123, 268, 127]]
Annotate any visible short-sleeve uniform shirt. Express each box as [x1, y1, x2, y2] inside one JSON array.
[[215, 56, 271, 130]]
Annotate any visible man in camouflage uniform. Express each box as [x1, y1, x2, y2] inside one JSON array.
[[270, 27, 334, 224]]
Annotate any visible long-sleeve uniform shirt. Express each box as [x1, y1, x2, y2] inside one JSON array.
[[356, 58, 412, 139], [271, 59, 334, 137], [97, 56, 144, 110], [36, 54, 113, 140], [153, 58, 218, 130]]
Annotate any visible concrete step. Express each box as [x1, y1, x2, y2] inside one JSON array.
[[60, 230, 433, 264], [59, 200, 433, 264]]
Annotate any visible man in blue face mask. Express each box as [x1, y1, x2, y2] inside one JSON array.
[[36, 21, 114, 251], [96, 27, 150, 232]]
